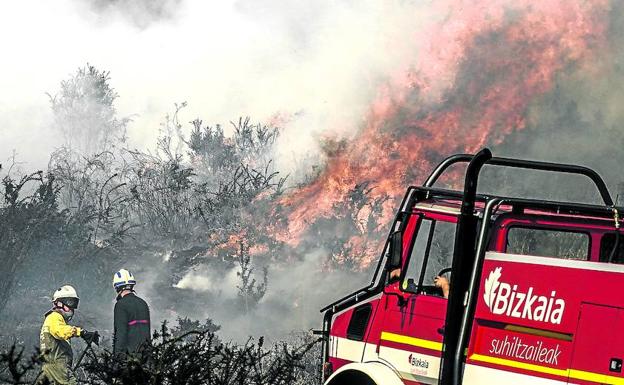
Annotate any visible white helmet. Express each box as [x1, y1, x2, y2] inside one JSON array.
[[113, 268, 136, 291], [52, 285, 80, 309]]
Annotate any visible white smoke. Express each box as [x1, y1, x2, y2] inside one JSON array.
[[0, 0, 436, 179], [173, 271, 214, 292], [173, 266, 239, 299], [168, 249, 367, 341]]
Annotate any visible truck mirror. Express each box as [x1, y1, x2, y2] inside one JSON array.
[[388, 230, 402, 270]]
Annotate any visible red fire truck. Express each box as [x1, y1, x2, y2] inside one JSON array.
[[319, 149, 624, 385]]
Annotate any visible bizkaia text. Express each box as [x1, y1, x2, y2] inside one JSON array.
[[483, 267, 565, 324]]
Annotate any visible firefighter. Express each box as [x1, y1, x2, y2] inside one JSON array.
[[39, 285, 99, 385], [112, 269, 151, 358]]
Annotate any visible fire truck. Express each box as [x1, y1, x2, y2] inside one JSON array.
[[319, 149, 624, 385]]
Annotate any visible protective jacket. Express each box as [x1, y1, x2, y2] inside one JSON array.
[[39, 310, 82, 385], [113, 292, 151, 356]]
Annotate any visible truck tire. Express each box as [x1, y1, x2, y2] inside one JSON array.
[[326, 369, 376, 385], [324, 362, 403, 385]]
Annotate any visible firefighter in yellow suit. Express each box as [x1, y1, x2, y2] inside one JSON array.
[[39, 285, 99, 385]]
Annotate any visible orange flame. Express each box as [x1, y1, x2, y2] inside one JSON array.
[[275, 1, 608, 269]]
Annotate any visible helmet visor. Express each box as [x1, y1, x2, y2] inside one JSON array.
[[61, 297, 79, 309]]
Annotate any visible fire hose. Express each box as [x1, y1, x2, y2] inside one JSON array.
[[72, 332, 96, 372]]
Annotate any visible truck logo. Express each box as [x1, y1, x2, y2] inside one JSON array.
[[483, 267, 565, 324], [408, 354, 429, 369]]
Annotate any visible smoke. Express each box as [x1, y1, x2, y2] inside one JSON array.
[[0, 0, 436, 178], [2, 0, 624, 347], [172, 265, 239, 299], [75, 0, 184, 29], [481, 1, 624, 203], [162, 249, 367, 341]]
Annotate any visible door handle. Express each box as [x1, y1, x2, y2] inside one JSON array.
[[610, 358, 622, 373]]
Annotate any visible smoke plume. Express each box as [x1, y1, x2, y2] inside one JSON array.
[[1, 0, 623, 346]]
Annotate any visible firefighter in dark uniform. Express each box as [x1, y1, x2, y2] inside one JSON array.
[[112, 269, 151, 357], [39, 285, 99, 385]]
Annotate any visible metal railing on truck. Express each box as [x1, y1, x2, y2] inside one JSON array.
[[424, 153, 614, 206]]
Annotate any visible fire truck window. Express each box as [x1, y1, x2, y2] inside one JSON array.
[[506, 227, 589, 260], [403, 219, 456, 293], [421, 220, 456, 285], [402, 219, 432, 292], [599, 233, 624, 264]]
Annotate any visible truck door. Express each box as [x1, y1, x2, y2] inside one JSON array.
[[377, 214, 456, 384], [568, 303, 624, 384]]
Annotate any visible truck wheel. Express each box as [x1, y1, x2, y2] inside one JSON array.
[[326, 369, 376, 385]]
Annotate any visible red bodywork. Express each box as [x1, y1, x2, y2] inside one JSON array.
[[324, 198, 624, 384]]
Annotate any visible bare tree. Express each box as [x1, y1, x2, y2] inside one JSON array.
[[235, 241, 268, 314], [0, 170, 64, 314]]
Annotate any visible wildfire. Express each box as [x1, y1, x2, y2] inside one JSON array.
[[277, 1, 608, 269]]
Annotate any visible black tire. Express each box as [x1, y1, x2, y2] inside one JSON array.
[[326, 369, 376, 385]]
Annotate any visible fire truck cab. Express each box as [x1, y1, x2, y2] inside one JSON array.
[[320, 149, 624, 385]]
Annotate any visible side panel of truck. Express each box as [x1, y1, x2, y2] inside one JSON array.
[[325, 208, 624, 384], [464, 252, 624, 384], [328, 296, 382, 372]]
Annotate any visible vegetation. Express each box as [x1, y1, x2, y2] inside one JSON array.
[[0, 319, 321, 385]]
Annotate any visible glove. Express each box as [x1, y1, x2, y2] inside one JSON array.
[[81, 330, 100, 346]]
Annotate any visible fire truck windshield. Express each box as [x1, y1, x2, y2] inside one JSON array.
[[402, 217, 456, 294]]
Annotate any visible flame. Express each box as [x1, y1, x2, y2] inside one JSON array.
[[276, 1, 608, 269]]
